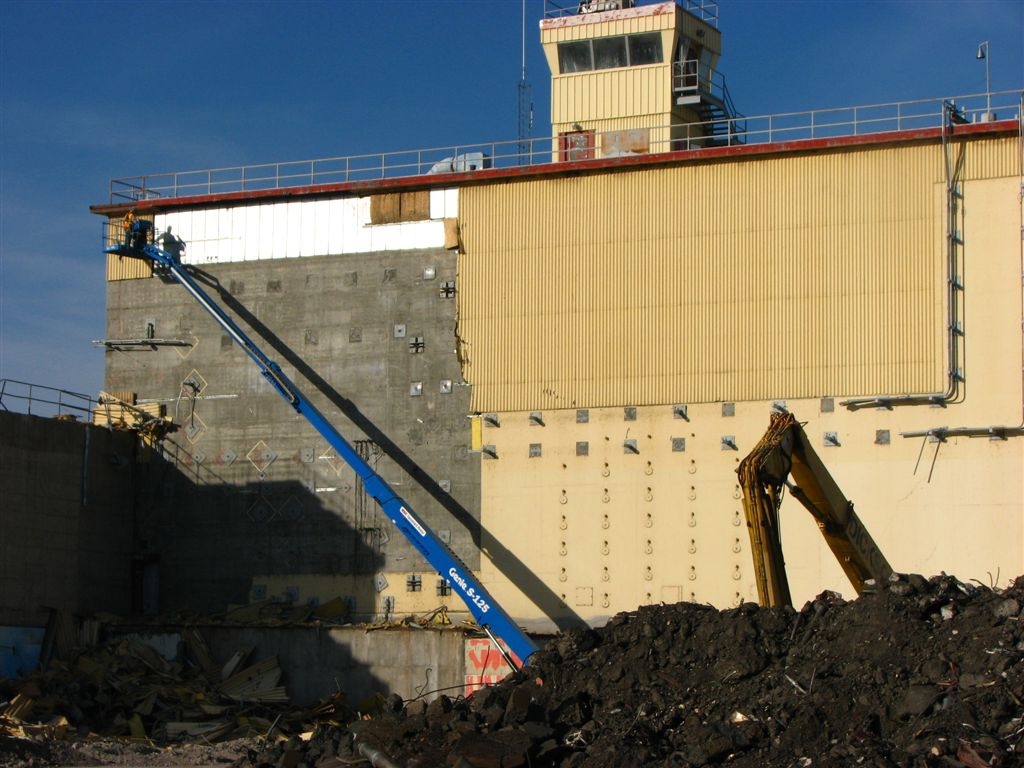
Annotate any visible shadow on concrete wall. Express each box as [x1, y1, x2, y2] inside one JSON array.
[[0, 410, 138, 626], [190, 267, 585, 632], [132, 441, 384, 620]]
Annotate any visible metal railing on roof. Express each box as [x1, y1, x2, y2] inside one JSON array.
[[0, 379, 181, 442], [0, 379, 97, 420], [107, 90, 1020, 204]]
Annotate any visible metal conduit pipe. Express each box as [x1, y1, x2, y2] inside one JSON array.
[[357, 741, 404, 768], [842, 100, 970, 411], [900, 95, 1024, 435], [941, 100, 969, 403], [897, 94, 1024, 450]]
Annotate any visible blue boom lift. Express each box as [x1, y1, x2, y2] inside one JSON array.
[[107, 221, 539, 667]]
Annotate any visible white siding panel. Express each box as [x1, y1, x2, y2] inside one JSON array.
[[386, 221, 405, 250], [430, 188, 459, 219], [160, 195, 449, 265], [204, 208, 222, 263], [246, 206, 263, 261], [417, 219, 446, 248], [400, 222, 419, 249], [189, 210, 205, 249], [430, 189, 445, 219], [369, 223, 388, 253], [213, 208, 231, 262], [356, 198, 373, 249], [190, 211, 208, 264], [286, 202, 303, 257], [154, 211, 189, 252], [228, 207, 246, 262], [311, 200, 330, 256], [271, 204, 288, 259], [346, 198, 373, 253], [324, 199, 342, 255]]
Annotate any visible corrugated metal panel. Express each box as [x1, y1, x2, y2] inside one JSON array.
[[106, 252, 151, 281], [960, 135, 1019, 179], [456, 139, 992, 413], [553, 65, 672, 125], [106, 215, 153, 281]]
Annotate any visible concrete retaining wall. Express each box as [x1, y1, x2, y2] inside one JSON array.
[[118, 625, 517, 707], [0, 411, 137, 627]]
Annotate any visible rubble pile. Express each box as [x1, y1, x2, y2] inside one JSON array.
[[0, 629, 351, 766], [267, 574, 1024, 768], [2, 573, 1023, 767]]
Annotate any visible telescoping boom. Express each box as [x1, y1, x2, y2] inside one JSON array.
[[107, 232, 538, 666]]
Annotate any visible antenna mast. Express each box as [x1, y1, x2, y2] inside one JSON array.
[[517, 0, 534, 165]]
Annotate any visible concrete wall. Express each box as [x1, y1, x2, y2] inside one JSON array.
[[0, 411, 137, 627], [120, 625, 513, 707], [0, 409, 520, 702], [104, 246, 480, 621], [202, 625, 471, 707]]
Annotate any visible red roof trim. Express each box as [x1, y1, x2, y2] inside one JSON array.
[[89, 119, 1017, 216]]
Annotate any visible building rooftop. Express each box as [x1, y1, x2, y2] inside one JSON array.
[[103, 90, 1020, 207]]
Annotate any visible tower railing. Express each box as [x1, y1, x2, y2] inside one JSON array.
[[107, 90, 1021, 204], [543, 0, 718, 26]]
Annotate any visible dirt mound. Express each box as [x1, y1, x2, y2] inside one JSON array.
[[3, 573, 1022, 767], [261, 573, 1024, 768]]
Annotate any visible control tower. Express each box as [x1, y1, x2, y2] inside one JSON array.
[[541, 0, 738, 159]]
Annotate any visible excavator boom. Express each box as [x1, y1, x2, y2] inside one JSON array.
[[738, 412, 893, 607]]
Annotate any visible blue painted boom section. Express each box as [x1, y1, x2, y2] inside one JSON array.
[[108, 241, 538, 665]]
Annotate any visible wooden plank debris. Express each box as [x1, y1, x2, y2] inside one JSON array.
[[220, 646, 254, 680], [165, 720, 233, 741], [0, 624, 303, 747], [219, 656, 288, 703], [183, 627, 220, 683]]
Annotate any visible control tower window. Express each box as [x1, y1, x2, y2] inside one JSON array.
[[593, 36, 627, 69], [558, 32, 663, 73], [628, 33, 662, 66], [559, 40, 592, 73]]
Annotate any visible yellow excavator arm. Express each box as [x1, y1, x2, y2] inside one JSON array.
[[737, 412, 893, 607]]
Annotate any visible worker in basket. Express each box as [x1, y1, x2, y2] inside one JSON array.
[[125, 213, 153, 250], [121, 210, 136, 246]]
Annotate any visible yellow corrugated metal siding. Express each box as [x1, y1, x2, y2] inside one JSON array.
[[552, 66, 672, 124], [106, 215, 153, 281], [958, 135, 1021, 178], [457, 137, 1017, 413], [106, 252, 151, 281]]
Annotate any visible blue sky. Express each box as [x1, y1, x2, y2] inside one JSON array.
[[1, 0, 1021, 408]]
